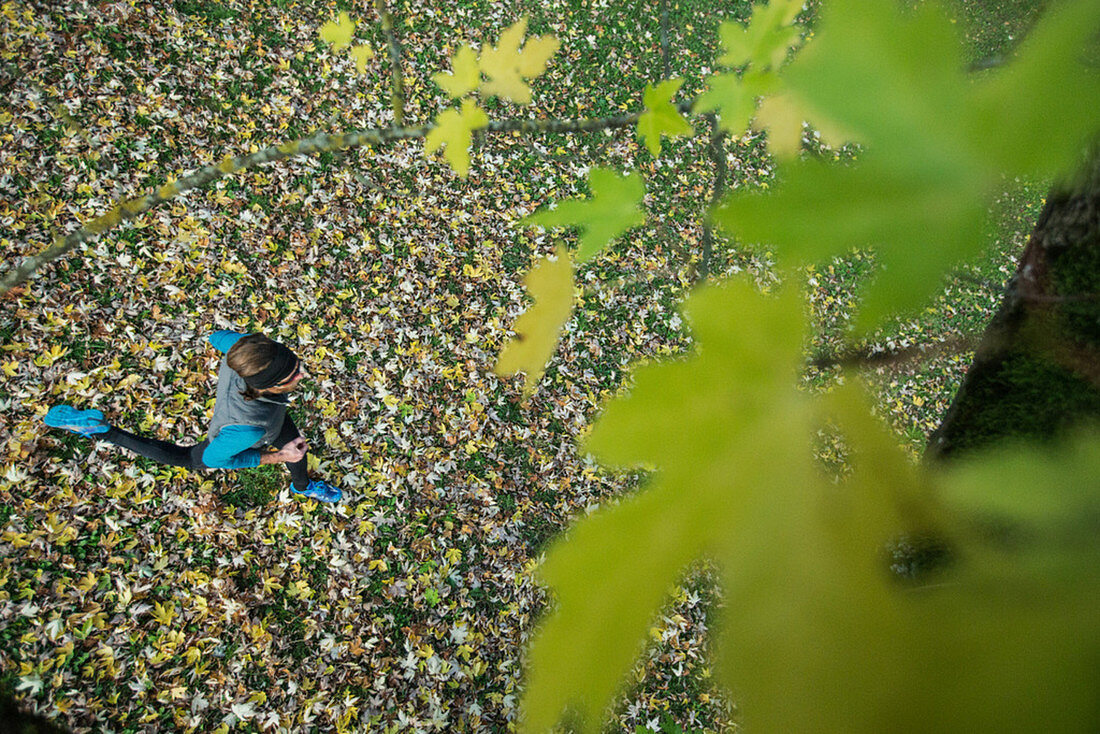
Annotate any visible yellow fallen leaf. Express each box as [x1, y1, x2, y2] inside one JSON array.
[[479, 17, 559, 104]]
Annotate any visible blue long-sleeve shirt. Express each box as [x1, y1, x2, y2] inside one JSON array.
[[202, 330, 267, 469]]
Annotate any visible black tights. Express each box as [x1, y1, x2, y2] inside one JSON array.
[[100, 416, 310, 490]]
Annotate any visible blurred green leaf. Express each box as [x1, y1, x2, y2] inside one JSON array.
[[319, 11, 355, 50], [695, 70, 777, 137], [714, 0, 1100, 328], [433, 44, 479, 99], [717, 154, 989, 325], [716, 0, 803, 71], [914, 430, 1100, 732], [523, 168, 646, 262], [637, 78, 694, 158], [479, 17, 559, 104], [523, 279, 815, 732]]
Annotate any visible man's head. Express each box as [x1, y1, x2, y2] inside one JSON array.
[[226, 334, 306, 397]]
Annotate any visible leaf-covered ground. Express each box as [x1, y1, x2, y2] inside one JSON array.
[[0, 0, 1040, 731]]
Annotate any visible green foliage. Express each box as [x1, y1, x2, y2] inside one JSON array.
[[714, 0, 1100, 327], [523, 168, 647, 263], [524, 279, 811, 731], [715, 0, 802, 70], [518, 0, 1100, 731], [426, 18, 558, 177], [695, 3, 803, 143], [637, 78, 694, 158], [695, 69, 776, 136]]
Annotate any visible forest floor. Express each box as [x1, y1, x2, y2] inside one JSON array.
[[0, 0, 1044, 731]]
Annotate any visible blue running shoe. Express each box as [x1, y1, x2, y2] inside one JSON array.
[[43, 405, 109, 436], [291, 479, 342, 503]]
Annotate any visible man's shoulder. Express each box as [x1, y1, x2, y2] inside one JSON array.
[[208, 330, 248, 353]]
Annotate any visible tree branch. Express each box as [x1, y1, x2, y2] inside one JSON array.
[[375, 0, 406, 126], [695, 113, 728, 283], [1, 101, 697, 296], [809, 332, 983, 371], [659, 0, 671, 82]]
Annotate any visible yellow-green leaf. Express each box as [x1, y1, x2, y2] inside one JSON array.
[[695, 70, 777, 137], [479, 17, 559, 104], [319, 12, 355, 51], [433, 45, 480, 99], [523, 168, 646, 262], [523, 279, 812, 732], [494, 247, 574, 398], [636, 78, 694, 158], [753, 92, 804, 158], [424, 99, 489, 178], [715, 0, 1100, 327], [514, 34, 559, 77], [716, 1, 803, 71], [349, 44, 374, 73]]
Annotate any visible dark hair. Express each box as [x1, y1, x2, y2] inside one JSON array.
[[226, 334, 276, 401]]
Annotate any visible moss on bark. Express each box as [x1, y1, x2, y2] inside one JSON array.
[[929, 151, 1100, 460]]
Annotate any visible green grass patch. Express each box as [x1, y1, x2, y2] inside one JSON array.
[[222, 463, 285, 507]]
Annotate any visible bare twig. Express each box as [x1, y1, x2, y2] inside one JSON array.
[[696, 113, 728, 283], [375, 0, 406, 126], [809, 332, 983, 371], [659, 0, 671, 82]]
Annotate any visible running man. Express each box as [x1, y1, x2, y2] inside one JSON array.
[[43, 330, 342, 503]]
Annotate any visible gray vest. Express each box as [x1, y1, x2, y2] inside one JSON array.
[[207, 356, 288, 447]]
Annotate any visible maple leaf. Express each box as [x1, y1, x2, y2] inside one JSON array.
[[753, 91, 805, 158], [494, 247, 574, 398], [319, 12, 355, 51], [523, 279, 815, 731], [424, 99, 489, 178], [523, 168, 646, 263], [695, 70, 777, 137], [714, 0, 1100, 327], [717, 0, 803, 71], [16, 675, 44, 696], [433, 45, 480, 99], [479, 17, 559, 104], [151, 601, 175, 627], [636, 78, 694, 158], [349, 44, 374, 74]]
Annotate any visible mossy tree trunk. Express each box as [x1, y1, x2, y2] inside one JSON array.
[[929, 150, 1100, 459]]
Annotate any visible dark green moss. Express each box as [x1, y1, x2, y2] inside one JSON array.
[[1050, 229, 1100, 349], [938, 350, 1100, 456]]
